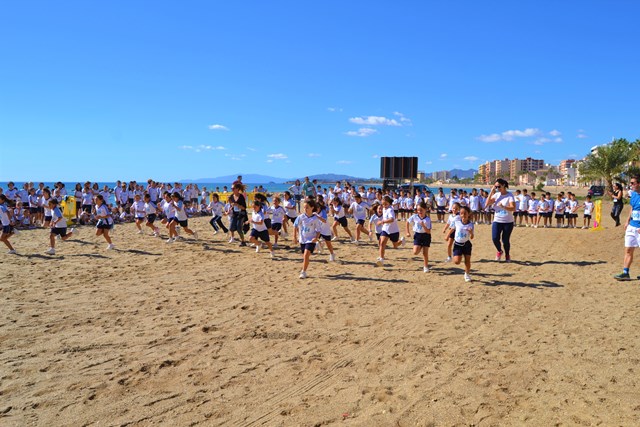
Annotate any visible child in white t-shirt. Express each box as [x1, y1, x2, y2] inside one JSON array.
[[452, 206, 475, 282], [405, 202, 432, 272]]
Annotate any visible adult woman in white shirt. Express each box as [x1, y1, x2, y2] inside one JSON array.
[[487, 178, 516, 262]]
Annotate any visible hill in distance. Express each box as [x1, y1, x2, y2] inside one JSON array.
[[186, 173, 377, 184]]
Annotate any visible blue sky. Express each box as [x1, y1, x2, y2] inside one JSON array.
[[1, 1, 639, 182]]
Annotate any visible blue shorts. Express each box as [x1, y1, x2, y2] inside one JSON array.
[[453, 241, 472, 256], [147, 214, 157, 223], [413, 232, 431, 247], [250, 229, 270, 242], [320, 234, 332, 241], [264, 218, 272, 229], [335, 216, 348, 227], [300, 242, 316, 253], [2, 225, 13, 234], [381, 231, 400, 243], [271, 222, 282, 232], [356, 219, 365, 226]]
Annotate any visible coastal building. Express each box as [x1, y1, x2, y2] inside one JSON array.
[[431, 170, 450, 181], [509, 157, 545, 180]]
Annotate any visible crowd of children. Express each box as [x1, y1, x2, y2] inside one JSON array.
[[0, 180, 602, 283]]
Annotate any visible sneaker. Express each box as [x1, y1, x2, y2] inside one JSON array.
[[193, 232, 199, 240], [399, 236, 405, 246], [228, 237, 235, 243], [255, 245, 260, 253], [423, 266, 430, 273], [376, 257, 385, 267], [495, 251, 503, 261], [464, 273, 472, 282], [45, 248, 55, 255], [329, 253, 336, 262], [106, 244, 115, 250], [331, 236, 338, 241], [166, 238, 174, 244], [273, 243, 279, 249], [445, 256, 452, 263], [70, 227, 78, 236], [154, 227, 160, 234], [137, 230, 143, 234], [299, 270, 307, 279], [505, 255, 511, 263], [351, 239, 358, 244], [614, 272, 631, 281], [12, 228, 20, 235], [213, 230, 218, 235], [581, 226, 587, 229], [7, 249, 17, 254], [269, 251, 274, 258], [239, 241, 247, 247]]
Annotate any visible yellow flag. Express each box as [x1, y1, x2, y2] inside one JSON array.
[[591, 199, 603, 231]]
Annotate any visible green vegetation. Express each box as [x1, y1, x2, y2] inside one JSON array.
[[578, 138, 640, 191]]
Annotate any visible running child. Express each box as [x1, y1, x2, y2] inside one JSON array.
[[208, 193, 229, 235], [269, 196, 287, 246], [0, 195, 17, 254], [405, 201, 432, 273], [171, 192, 198, 240], [46, 199, 78, 255], [348, 193, 371, 243], [452, 206, 475, 282], [282, 191, 297, 235], [247, 200, 274, 257], [293, 199, 323, 279], [368, 203, 383, 242], [441, 202, 461, 263], [375, 195, 405, 267], [144, 193, 160, 236], [94, 194, 114, 250], [315, 198, 337, 262], [330, 197, 354, 242], [132, 194, 146, 234]]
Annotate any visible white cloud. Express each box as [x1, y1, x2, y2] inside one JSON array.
[[179, 145, 193, 150], [463, 156, 479, 162], [554, 137, 563, 143], [266, 159, 273, 163], [549, 129, 561, 136], [246, 147, 257, 152], [337, 160, 352, 164], [477, 128, 541, 142], [267, 153, 288, 160], [180, 144, 225, 152], [577, 132, 588, 139], [345, 128, 378, 137], [372, 154, 379, 158], [534, 138, 551, 146], [208, 124, 229, 131], [308, 153, 321, 157], [440, 153, 448, 158], [424, 161, 433, 165], [568, 153, 578, 158], [327, 107, 343, 112], [393, 111, 413, 125], [349, 116, 401, 127]]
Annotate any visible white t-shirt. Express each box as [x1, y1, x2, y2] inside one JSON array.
[[174, 200, 187, 221], [294, 213, 321, 243], [369, 214, 383, 234], [584, 201, 594, 216], [132, 200, 146, 218], [407, 214, 431, 234], [491, 192, 515, 223], [454, 220, 474, 244], [382, 206, 399, 234], [350, 201, 368, 221], [251, 210, 267, 232]]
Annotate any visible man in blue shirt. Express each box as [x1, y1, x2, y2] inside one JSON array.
[[614, 176, 640, 280]]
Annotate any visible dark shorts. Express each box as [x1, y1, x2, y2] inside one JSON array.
[[300, 242, 316, 253], [381, 231, 400, 243], [51, 227, 67, 236], [584, 214, 592, 219], [96, 219, 112, 230], [191, 198, 198, 204], [448, 230, 455, 240], [528, 213, 537, 218], [453, 241, 472, 256], [570, 213, 578, 219], [271, 222, 282, 232], [147, 214, 157, 223], [38, 207, 44, 213], [264, 218, 272, 229], [555, 214, 564, 219], [286, 214, 297, 221], [294, 195, 302, 202], [2, 225, 13, 234], [29, 207, 38, 214], [335, 216, 348, 227], [44, 215, 52, 222], [22, 202, 29, 208], [413, 232, 431, 247], [436, 206, 445, 214], [250, 229, 270, 242], [320, 233, 332, 241], [356, 219, 365, 226], [375, 233, 381, 241], [178, 219, 188, 227], [82, 204, 92, 213], [135, 215, 145, 221]]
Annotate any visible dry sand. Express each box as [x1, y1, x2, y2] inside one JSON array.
[[2, 201, 639, 426]]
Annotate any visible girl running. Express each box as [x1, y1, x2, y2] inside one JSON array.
[[282, 191, 297, 235], [348, 193, 371, 243], [375, 196, 405, 266], [369, 203, 383, 242], [269, 196, 286, 246], [315, 198, 337, 262], [442, 202, 461, 263], [247, 200, 274, 257], [94, 194, 114, 250], [293, 200, 323, 279], [452, 206, 475, 282], [144, 193, 160, 236], [405, 201, 432, 273], [132, 194, 146, 234], [330, 197, 354, 242], [208, 193, 229, 235], [46, 199, 78, 255], [171, 192, 198, 240], [0, 195, 17, 254]]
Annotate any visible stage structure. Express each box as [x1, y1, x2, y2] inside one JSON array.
[[380, 156, 418, 191]]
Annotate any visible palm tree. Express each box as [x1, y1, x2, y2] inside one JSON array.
[[578, 138, 631, 192]]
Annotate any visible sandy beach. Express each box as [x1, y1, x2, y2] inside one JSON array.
[[2, 201, 639, 426]]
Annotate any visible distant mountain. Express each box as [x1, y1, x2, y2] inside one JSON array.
[[450, 169, 476, 179], [305, 173, 376, 183], [186, 174, 289, 184]]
